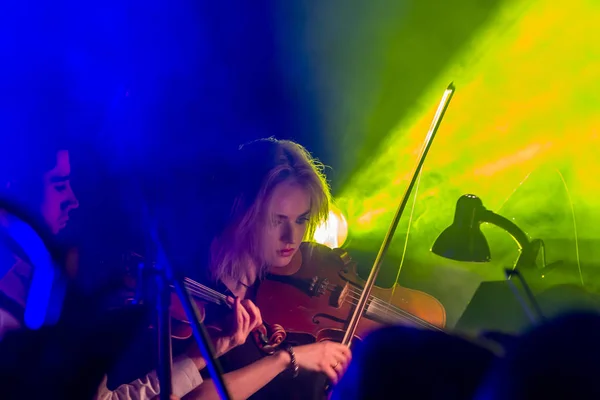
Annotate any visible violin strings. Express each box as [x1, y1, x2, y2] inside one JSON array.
[[185, 288, 224, 305], [185, 286, 223, 304], [327, 283, 441, 331], [182, 282, 215, 299], [364, 299, 438, 330], [347, 295, 436, 330], [183, 277, 226, 300], [181, 277, 438, 331], [342, 287, 436, 330], [183, 278, 228, 306]]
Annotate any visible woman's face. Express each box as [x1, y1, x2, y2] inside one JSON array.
[[261, 180, 311, 268]]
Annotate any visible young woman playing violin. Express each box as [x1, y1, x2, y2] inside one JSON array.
[[183, 138, 352, 400]]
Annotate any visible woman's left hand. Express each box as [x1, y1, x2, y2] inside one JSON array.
[[186, 296, 262, 370], [204, 296, 263, 357]]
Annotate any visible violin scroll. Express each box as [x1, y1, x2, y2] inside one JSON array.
[[253, 323, 287, 355]]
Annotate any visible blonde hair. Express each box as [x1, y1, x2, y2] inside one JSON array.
[[210, 138, 331, 283]]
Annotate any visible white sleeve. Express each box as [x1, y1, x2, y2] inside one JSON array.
[[0, 308, 21, 341], [94, 355, 204, 400]]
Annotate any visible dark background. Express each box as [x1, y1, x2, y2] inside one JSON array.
[[3, 0, 562, 328]]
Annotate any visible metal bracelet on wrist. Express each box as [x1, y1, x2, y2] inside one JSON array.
[[284, 344, 299, 378]]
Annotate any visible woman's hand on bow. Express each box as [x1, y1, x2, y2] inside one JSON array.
[[292, 341, 352, 384]]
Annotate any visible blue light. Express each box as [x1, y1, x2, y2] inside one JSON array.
[[4, 215, 65, 330]]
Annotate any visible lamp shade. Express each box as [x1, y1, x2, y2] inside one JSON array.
[[431, 194, 491, 262]]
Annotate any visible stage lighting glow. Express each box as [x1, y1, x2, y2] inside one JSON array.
[[314, 204, 349, 249]]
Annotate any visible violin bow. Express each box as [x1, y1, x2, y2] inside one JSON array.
[[341, 83, 456, 346]]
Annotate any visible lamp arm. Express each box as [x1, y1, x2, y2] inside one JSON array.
[[480, 209, 540, 271], [479, 210, 530, 251]]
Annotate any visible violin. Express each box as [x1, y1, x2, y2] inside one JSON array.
[[170, 277, 287, 354], [117, 251, 287, 354], [255, 242, 446, 345]]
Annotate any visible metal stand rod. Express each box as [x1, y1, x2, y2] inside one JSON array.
[[135, 177, 231, 400], [504, 268, 545, 323], [157, 271, 174, 400], [149, 225, 232, 400], [170, 275, 231, 400]]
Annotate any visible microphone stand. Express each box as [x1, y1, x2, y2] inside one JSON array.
[[145, 224, 231, 400]]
